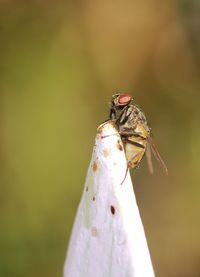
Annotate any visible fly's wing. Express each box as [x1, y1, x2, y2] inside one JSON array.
[[145, 142, 154, 175], [147, 136, 168, 175]]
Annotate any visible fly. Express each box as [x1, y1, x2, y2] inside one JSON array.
[[109, 93, 168, 184]]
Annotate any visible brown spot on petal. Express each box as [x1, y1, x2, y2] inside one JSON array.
[[117, 140, 123, 151], [92, 196, 95, 201], [103, 148, 111, 157], [92, 161, 98, 172], [110, 205, 115, 215], [91, 226, 98, 237]]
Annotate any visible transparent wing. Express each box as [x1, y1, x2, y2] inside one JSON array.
[[145, 142, 154, 174], [147, 136, 168, 175]]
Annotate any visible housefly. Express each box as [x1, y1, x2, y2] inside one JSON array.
[[109, 93, 168, 183]]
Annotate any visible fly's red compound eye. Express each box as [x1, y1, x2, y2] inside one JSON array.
[[118, 94, 132, 105]]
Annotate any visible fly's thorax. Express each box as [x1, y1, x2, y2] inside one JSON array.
[[116, 105, 138, 132], [133, 105, 150, 128]]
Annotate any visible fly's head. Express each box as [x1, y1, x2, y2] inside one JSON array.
[[111, 93, 133, 107], [110, 93, 133, 120]]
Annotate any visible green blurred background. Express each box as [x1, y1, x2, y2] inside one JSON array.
[[1, 0, 200, 276]]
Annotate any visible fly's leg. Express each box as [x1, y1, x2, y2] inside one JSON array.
[[120, 151, 144, 185], [120, 163, 129, 185]]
